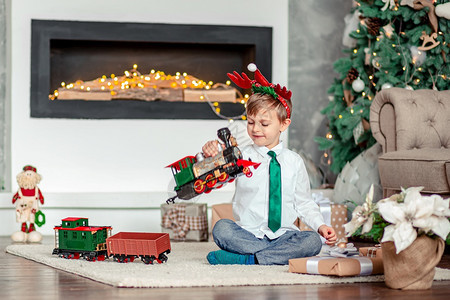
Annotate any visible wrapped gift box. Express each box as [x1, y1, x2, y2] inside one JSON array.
[[289, 256, 384, 277], [298, 203, 348, 242], [161, 203, 208, 241], [211, 203, 234, 231], [359, 246, 383, 258]]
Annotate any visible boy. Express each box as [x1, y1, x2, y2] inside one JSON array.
[[202, 64, 336, 265]]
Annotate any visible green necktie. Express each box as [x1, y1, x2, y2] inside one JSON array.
[[268, 150, 281, 232]]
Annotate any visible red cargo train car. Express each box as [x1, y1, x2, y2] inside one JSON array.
[[106, 232, 171, 264]]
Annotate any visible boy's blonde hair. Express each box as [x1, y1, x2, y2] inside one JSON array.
[[246, 93, 292, 122]]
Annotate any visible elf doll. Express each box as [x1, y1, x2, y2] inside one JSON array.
[[11, 165, 45, 243]]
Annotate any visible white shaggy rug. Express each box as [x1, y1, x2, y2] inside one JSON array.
[[6, 242, 450, 288]]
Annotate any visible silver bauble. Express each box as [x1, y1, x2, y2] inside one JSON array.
[[352, 77, 365, 93]]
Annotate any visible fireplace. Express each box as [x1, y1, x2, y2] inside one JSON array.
[[30, 20, 272, 119]]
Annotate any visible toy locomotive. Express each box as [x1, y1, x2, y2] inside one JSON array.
[[166, 127, 260, 203], [52, 217, 171, 264]]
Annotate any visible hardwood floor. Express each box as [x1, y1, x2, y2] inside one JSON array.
[[1, 236, 449, 300]]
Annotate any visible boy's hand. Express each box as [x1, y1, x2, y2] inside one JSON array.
[[202, 140, 224, 157], [318, 225, 337, 246]]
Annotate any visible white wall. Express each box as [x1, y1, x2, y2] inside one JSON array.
[[2, 0, 289, 235]]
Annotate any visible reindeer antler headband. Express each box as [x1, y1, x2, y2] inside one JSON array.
[[227, 63, 292, 119]]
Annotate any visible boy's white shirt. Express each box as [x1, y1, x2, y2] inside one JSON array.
[[232, 142, 325, 240]]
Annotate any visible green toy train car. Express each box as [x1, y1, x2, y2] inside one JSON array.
[[52, 217, 112, 261]]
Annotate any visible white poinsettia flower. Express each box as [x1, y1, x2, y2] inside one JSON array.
[[391, 222, 417, 253], [344, 206, 366, 237], [381, 221, 418, 254], [379, 187, 450, 253], [402, 186, 424, 196], [377, 198, 406, 225], [413, 215, 450, 241], [361, 215, 374, 234], [406, 192, 434, 220], [344, 184, 375, 237], [429, 195, 450, 217], [380, 224, 395, 242]]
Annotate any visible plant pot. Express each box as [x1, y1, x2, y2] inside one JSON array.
[[381, 235, 445, 290]]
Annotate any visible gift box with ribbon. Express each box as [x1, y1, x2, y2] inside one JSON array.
[[297, 192, 348, 242], [359, 246, 383, 258], [288, 255, 384, 277], [161, 203, 208, 241]]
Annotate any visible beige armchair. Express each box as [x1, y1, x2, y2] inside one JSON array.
[[370, 88, 450, 198]]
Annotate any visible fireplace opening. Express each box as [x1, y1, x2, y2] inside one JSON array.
[[30, 20, 272, 119]]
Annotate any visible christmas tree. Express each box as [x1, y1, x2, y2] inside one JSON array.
[[315, 0, 450, 174]]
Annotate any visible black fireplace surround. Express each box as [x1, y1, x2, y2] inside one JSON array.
[[30, 20, 272, 119]]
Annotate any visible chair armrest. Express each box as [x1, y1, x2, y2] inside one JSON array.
[[370, 89, 398, 153]]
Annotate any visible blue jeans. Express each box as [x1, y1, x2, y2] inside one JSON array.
[[212, 219, 322, 265]]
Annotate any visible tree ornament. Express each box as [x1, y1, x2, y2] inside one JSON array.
[[405, 85, 414, 90], [365, 18, 384, 36], [381, 0, 396, 11], [400, 0, 415, 8], [382, 83, 393, 89], [343, 10, 361, 48], [382, 24, 394, 38], [372, 57, 381, 69], [414, 0, 439, 33], [364, 48, 371, 65], [346, 68, 359, 84], [418, 31, 440, 51], [436, 2, 450, 20], [352, 77, 365, 93], [342, 80, 354, 107], [410, 46, 427, 66]]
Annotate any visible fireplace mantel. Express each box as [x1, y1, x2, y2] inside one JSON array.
[[30, 20, 272, 119]]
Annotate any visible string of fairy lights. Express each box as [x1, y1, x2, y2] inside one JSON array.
[[49, 64, 248, 121]]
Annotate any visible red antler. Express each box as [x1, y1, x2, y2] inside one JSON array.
[[274, 84, 292, 100], [253, 70, 270, 87], [227, 71, 253, 89]]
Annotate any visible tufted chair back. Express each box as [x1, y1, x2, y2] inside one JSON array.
[[370, 88, 450, 153], [370, 88, 450, 198]]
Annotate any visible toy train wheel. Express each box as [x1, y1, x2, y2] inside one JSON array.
[[218, 173, 229, 182], [142, 255, 156, 265], [114, 254, 133, 263], [206, 174, 217, 188], [243, 167, 252, 178], [194, 179, 206, 194], [158, 253, 168, 263], [84, 254, 96, 261]]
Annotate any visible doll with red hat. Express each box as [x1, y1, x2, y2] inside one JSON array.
[[11, 165, 45, 243]]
